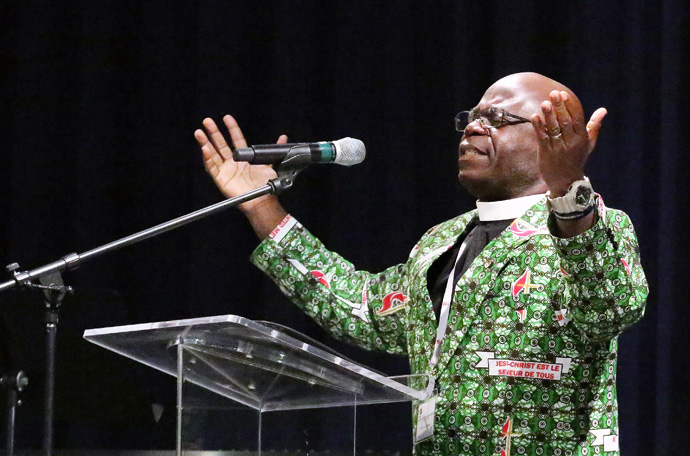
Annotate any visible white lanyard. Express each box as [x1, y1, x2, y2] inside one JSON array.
[[425, 234, 471, 395]]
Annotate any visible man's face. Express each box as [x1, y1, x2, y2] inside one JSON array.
[[457, 79, 545, 201]]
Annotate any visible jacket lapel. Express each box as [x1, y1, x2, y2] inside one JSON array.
[[414, 210, 478, 325], [433, 199, 551, 376]]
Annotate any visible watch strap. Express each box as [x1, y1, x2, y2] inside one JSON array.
[[547, 177, 595, 214], [551, 205, 595, 221]]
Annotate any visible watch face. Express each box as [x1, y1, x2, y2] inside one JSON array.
[[575, 185, 593, 206]]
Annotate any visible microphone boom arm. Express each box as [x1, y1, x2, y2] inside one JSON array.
[[0, 167, 302, 292]]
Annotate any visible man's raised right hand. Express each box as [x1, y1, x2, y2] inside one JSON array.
[[195, 115, 288, 238], [194, 115, 287, 211]]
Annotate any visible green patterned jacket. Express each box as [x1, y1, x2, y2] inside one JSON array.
[[250, 197, 647, 456]]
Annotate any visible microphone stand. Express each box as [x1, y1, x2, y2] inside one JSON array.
[[1, 370, 29, 456], [0, 166, 302, 456]]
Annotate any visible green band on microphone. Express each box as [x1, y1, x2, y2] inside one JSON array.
[[317, 142, 335, 162]]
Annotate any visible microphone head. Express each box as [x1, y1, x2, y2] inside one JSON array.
[[332, 137, 366, 166]]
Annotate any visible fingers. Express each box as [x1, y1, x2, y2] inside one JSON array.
[[195, 128, 225, 177], [202, 117, 234, 161], [197, 115, 287, 176], [541, 99, 562, 140], [223, 115, 248, 150], [550, 91, 575, 138], [540, 90, 590, 145], [530, 113, 552, 147], [561, 91, 586, 135]]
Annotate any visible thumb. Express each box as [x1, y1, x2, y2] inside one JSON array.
[[587, 108, 607, 152], [276, 134, 288, 144]]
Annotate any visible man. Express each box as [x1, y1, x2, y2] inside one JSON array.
[[195, 73, 647, 455]]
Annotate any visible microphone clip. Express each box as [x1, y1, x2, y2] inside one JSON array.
[[268, 166, 305, 194]]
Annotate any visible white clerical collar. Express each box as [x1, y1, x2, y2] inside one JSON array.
[[476, 194, 546, 221]]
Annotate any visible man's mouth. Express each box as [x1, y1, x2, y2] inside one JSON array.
[[459, 143, 487, 156]]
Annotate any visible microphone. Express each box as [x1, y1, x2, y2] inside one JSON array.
[[233, 137, 366, 168]]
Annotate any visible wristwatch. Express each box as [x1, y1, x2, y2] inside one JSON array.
[[547, 177, 595, 220]]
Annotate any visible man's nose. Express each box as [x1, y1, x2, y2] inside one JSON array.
[[462, 119, 489, 137]]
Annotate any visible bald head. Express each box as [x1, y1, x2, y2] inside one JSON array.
[[457, 72, 584, 201], [484, 72, 582, 122]]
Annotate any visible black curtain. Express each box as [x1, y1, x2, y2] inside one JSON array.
[[1, 1, 688, 454]]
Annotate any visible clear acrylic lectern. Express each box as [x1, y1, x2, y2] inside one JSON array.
[[84, 314, 430, 455]]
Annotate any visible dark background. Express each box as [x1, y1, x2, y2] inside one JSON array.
[[1, 0, 688, 454]]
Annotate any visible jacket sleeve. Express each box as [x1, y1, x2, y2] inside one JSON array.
[[551, 200, 648, 342], [249, 215, 410, 354]]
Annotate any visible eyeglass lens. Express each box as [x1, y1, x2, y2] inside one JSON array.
[[456, 108, 504, 132]]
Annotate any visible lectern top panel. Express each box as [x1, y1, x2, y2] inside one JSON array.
[[84, 314, 429, 411]]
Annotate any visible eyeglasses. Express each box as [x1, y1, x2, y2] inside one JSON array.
[[455, 107, 531, 133]]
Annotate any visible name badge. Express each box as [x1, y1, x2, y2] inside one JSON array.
[[415, 396, 438, 443]]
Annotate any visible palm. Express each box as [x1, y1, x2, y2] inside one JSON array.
[[213, 155, 277, 198]]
